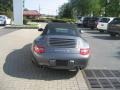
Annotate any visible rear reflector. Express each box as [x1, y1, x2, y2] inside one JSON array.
[[80, 48, 90, 55], [33, 45, 45, 54]]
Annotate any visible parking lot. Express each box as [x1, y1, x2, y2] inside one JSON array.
[[82, 30, 120, 70], [0, 26, 120, 90], [0, 27, 88, 90], [0, 26, 4, 30]]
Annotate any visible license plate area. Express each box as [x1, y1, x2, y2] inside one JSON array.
[[101, 24, 104, 26], [56, 60, 68, 66]]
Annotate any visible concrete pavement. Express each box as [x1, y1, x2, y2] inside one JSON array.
[[0, 28, 20, 37], [0, 28, 88, 90], [82, 30, 120, 70], [0, 26, 4, 30], [0, 24, 120, 90]]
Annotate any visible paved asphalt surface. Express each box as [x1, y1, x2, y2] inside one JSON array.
[[0, 28, 88, 90], [0, 27, 120, 70], [0, 26, 4, 29], [0, 26, 120, 90], [0, 27, 19, 37], [81, 29, 120, 70]]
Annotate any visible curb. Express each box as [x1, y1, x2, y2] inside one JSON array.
[[82, 70, 90, 90], [5, 26, 38, 29]]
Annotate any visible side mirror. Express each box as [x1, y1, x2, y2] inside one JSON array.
[[38, 28, 44, 31]]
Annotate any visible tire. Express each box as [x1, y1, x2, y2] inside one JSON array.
[[83, 25, 87, 28], [3, 21, 6, 26], [90, 27, 94, 30], [32, 58, 40, 67], [110, 33, 116, 37], [79, 66, 86, 70], [99, 30, 104, 33]]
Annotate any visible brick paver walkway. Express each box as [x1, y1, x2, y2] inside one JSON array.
[[0, 28, 88, 90]]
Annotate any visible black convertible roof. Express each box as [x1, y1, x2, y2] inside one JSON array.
[[47, 22, 77, 30]]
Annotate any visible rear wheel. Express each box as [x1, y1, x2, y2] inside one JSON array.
[[99, 29, 104, 33], [83, 25, 87, 28], [110, 33, 116, 37], [79, 66, 86, 70], [32, 58, 40, 67], [3, 21, 6, 26], [90, 27, 94, 30]]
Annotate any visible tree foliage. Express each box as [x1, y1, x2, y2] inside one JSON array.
[[70, 0, 91, 16], [59, 3, 73, 18], [105, 0, 120, 17], [0, 0, 13, 17], [59, 0, 120, 18]]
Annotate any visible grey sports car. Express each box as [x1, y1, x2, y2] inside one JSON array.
[[31, 22, 90, 70]]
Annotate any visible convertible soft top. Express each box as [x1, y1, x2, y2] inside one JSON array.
[[46, 22, 77, 30]]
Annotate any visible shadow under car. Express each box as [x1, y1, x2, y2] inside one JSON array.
[[92, 35, 120, 40], [3, 44, 78, 80]]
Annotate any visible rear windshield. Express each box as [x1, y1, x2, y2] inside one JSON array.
[[84, 17, 91, 21], [47, 28, 77, 36], [78, 16, 82, 19], [99, 18, 110, 23], [111, 18, 120, 24], [91, 17, 99, 21], [46, 25, 78, 36], [0, 16, 5, 19]]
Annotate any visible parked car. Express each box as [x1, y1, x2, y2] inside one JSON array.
[[0, 15, 11, 26], [82, 17, 91, 28], [76, 16, 90, 27], [31, 22, 90, 71], [79, 17, 99, 29], [108, 18, 120, 37], [87, 17, 99, 29], [76, 16, 84, 26], [97, 17, 115, 32]]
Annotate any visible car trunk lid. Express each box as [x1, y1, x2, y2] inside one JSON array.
[[45, 35, 80, 54]]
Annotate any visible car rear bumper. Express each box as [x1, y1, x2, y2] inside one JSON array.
[[32, 52, 89, 69], [97, 28, 107, 31], [97, 25, 108, 31], [0, 21, 5, 25]]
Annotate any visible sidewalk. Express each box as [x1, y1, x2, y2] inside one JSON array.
[[0, 28, 88, 90]]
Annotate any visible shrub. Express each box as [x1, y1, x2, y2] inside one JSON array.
[[51, 18, 75, 23], [31, 18, 50, 22], [23, 17, 29, 25], [29, 18, 76, 23]]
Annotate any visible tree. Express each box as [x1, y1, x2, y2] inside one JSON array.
[[89, 0, 101, 16], [0, 0, 13, 17], [59, 3, 73, 18], [69, 0, 91, 16], [59, 0, 120, 18], [106, 0, 120, 17]]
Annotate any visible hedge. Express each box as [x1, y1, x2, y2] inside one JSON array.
[[31, 18, 75, 23]]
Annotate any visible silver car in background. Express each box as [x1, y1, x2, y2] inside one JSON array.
[[31, 23, 91, 70], [0, 15, 11, 26]]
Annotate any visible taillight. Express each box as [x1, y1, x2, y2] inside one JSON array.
[[80, 48, 90, 55], [33, 45, 45, 54]]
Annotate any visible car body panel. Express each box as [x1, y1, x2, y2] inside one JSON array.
[[87, 17, 99, 29], [108, 18, 120, 35], [77, 16, 99, 29], [97, 17, 115, 31], [31, 23, 90, 70], [76, 17, 84, 25]]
